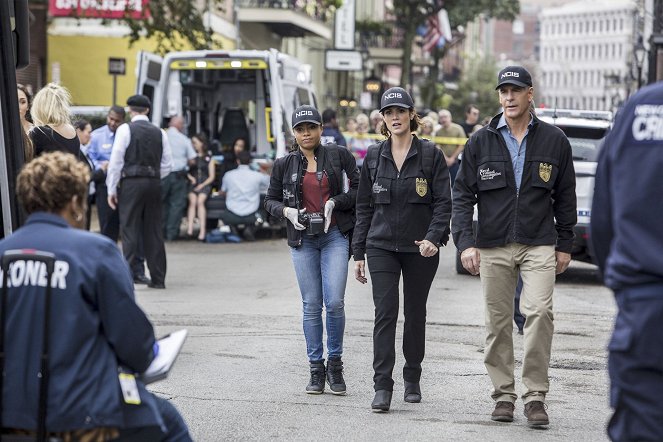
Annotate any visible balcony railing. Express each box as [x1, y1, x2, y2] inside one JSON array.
[[236, 0, 333, 24], [360, 27, 405, 50]]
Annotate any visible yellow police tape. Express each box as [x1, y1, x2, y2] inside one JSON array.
[[340, 132, 468, 145]]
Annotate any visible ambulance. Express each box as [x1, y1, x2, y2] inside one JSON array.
[[135, 48, 317, 158]]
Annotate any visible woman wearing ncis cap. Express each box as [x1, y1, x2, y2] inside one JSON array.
[[352, 87, 452, 412], [264, 105, 359, 395]]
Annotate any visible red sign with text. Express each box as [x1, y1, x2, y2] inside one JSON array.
[[49, 0, 149, 19]]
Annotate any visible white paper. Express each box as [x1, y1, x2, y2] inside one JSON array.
[[141, 329, 188, 384]]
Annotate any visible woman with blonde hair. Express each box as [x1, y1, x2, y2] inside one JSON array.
[[346, 112, 374, 168], [29, 82, 80, 158]]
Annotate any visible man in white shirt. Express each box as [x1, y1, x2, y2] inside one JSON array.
[[107, 95, 173, 288], [219, 151, 269, 241], [162, 116, 196, 240]]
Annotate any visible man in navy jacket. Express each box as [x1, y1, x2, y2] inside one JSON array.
[[591, 82, 663, 441]]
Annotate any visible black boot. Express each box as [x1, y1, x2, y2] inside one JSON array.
[[404, 381, 421, 403], [306, 360, 325, 394], [326, 357, 346, 395], [371, 390, 392, 413]]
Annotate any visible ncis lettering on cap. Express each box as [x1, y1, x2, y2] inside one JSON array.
[[291, 105, 322, 128], [379, 87, 415, 113], [495, 66, 533, 90]]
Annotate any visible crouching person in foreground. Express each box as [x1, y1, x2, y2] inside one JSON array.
[[0, 152, 192, 441]]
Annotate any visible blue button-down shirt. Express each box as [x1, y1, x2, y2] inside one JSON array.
[[497, 113, 534, 191], [86, 124, 116, 170]]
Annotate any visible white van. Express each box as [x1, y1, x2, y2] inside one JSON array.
[[135, 48, 317, 158]]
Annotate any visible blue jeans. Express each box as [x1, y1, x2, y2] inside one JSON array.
[[290, 226, 348, 362]]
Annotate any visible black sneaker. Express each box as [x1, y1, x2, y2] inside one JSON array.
[[326, 357, 346, 395], [306, 361, 325, 394]]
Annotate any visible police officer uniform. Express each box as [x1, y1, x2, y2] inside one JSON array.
[[106, 95, 172, 288], [352, 88, 452, 399], [0, 212, 190, 439], [591, 82, 663, 441]]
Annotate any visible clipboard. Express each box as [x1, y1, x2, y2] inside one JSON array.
[[140, 329, 188, 384]]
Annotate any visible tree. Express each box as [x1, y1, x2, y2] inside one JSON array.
[[445, 56, 502, 121], [391, 0, 520, 104]]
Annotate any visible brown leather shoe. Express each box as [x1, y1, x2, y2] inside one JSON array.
[[524, 401, 549, 427], [491, 401, 515, 422]]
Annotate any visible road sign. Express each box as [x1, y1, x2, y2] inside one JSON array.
[[108, 57, 126, 76], [325, 50, 362, 71]]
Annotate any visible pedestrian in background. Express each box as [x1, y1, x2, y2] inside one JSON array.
[[162, 115, 196, 241], [106, 95, 173, 289], [185, 133, 215, 241], [219, 150, 269, 241], [591, 82, 663, 441], [87, 105, 126, 242], [346, 113, 373, 168], [29, 83, 80, 159], [321, 108, 347, 147], [265, 105, 359, 396], [458, 104, 483, 137], [436, 109, 466, 184], [452, 66, 576, 427], [353, 87, 451, 413], [17, 84, 34, 161], [75, 119, 98, 231]]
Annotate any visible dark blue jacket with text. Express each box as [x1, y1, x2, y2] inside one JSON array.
[[0, 213, 163, 432], [591, 82, 663, 290]]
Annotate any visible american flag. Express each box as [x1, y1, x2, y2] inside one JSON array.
[[423, 13, 442, 53]]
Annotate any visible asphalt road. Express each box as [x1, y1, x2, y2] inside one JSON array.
[[135, 237, 614, 441]]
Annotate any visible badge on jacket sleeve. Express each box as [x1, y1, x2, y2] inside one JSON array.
[[416, 178, 428, 197], [539, 163, 553, 183]]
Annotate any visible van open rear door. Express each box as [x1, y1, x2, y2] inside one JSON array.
[[136, 51, 163, 120], [0, 0, 30, 238]]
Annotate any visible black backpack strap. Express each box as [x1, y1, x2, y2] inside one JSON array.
[[1, 250, 56, 442], [418, 138, 436, 182]]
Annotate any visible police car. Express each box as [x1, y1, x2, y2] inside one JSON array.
[[455, 108, 612, 274]]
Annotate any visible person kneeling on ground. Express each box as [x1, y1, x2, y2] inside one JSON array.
[[0, 152, 192, 441], [218, 150, 269, 241]]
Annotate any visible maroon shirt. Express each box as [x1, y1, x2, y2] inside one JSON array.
[[302, 171, 336, 227]]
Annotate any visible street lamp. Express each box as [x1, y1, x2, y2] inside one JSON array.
[[634, 35, 646, 89]]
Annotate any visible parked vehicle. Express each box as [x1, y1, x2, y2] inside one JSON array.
[[135, 48, 317, 159], [455, 108, 612, 274]]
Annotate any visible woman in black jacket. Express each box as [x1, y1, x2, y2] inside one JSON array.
[[264, 105, 359, 395], [352, 87, 452, 412]]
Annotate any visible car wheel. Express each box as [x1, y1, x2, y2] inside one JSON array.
[[456, 250, 470, 275]]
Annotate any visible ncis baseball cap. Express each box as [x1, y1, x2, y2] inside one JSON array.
[[495, 66, 533, 90], [291, 105, 322, 128], [379, 87, 414, 113], [127, 94, 152, 108]]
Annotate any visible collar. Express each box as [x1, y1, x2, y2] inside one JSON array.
[[130, 115, 150, 123], [381, 135, 419, 161], [24, 212, 71, 228], [497, 113, 534, 131], [237, 164, 251, 170]]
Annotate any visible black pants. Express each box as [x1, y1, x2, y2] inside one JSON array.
[[367, 247, 439, 391], [96, 182, 120, 242], [119, 177, 167, 285]]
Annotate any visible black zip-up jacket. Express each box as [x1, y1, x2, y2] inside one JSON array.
[[352, 136, 452, 260], [264, 144, 359, 247], [452, 112, 577, 253]]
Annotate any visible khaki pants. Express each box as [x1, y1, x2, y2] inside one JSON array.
[[479, 243, 556, 404]]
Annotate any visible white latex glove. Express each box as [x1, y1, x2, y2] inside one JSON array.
[[284, 207, 306, 231], [323, 199, 335, 233]]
